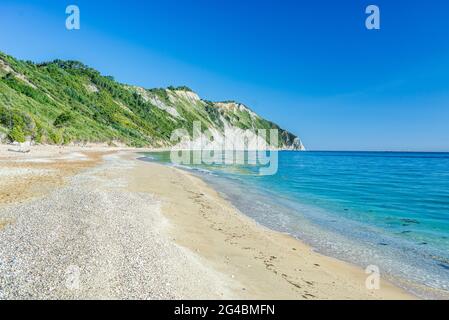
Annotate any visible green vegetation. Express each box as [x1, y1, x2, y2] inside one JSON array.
[[8, 125, 25, 143], [54, 112, 74, 128], [167, 85, 193, 92], [0, 51, 299, 148]]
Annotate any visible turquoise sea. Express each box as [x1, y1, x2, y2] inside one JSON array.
[[142, 151, 449, 298]]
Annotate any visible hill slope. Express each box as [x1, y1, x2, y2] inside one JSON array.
[[0, 52, 304, 150]]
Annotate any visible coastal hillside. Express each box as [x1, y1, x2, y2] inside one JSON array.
[[0, 52, 305, 150]]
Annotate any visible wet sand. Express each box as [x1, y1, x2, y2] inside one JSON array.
[[128, 154, 414, 299]]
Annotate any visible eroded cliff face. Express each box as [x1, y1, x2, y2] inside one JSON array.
[[130, 88, 306, 150]]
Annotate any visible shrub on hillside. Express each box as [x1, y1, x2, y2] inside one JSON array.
[[8, 126, 25, 143], [54, 112, 74, 128], [48, 130, 63, 144]]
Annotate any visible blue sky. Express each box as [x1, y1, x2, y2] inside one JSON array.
[[0, 0, 448, 151]]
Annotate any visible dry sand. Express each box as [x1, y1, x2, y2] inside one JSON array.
[[0, 144, 115, 206], [0, 146, 415, 299], [0, 149, 234, 299]]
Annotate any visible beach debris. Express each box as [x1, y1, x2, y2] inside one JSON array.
[[7, 141, 31, 153]]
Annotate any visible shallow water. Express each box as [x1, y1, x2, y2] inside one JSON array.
[[142, 151, 449, 298]]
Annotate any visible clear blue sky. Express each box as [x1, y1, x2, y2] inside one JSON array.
[[1, 0, 448, 151]]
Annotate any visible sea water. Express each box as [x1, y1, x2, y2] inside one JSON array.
[[142, 151, 449, 298]]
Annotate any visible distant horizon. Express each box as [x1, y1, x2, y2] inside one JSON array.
[[3, 48, 449, 153], [1, 0, 448, 151], [297, 149, 449, 153]]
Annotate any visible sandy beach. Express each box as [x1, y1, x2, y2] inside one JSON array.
[[0, 146, 414, 299]]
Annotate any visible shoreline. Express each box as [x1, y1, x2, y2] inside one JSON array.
[[139, 151, 449, 300], [128, 154, 414, 299], [0, 146, 416, 299]]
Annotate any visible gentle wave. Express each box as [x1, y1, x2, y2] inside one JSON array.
[[141, 151, 449, 298]]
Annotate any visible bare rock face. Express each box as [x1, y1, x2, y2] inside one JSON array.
[[291, 137, 306, 151]]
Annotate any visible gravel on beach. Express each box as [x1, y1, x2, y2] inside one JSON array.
[[0, 153, 232, 299]]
